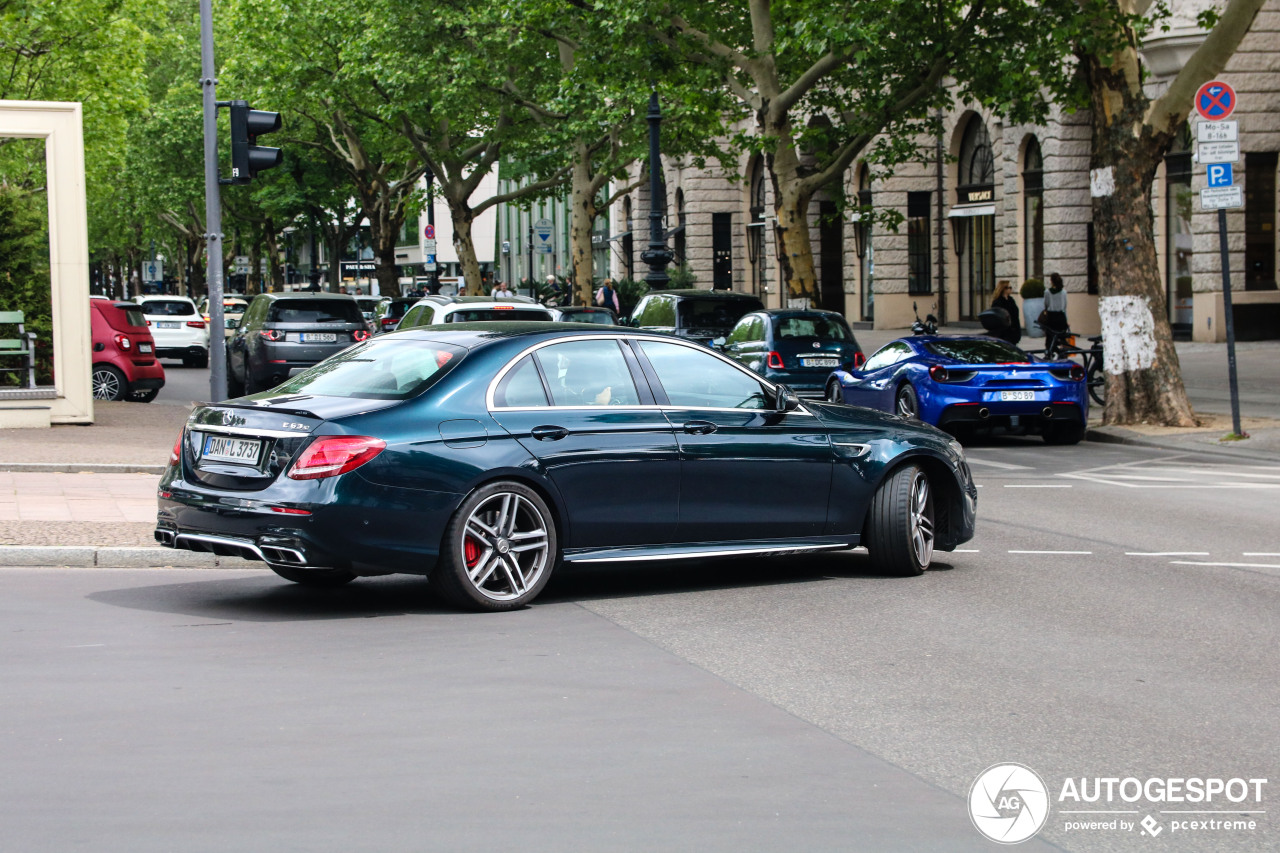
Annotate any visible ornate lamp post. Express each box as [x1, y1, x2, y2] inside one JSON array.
[[640, 92, 674, 288]]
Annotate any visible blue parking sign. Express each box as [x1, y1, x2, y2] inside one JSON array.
[[1207, 162, 1233, 188]]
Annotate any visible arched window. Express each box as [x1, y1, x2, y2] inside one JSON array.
[[747, 159, 767, 297], [1023, 137, 1044, 281], [956, 116, 996, 319]]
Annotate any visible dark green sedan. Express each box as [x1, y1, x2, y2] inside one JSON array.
[[156, 324, 976, 611]]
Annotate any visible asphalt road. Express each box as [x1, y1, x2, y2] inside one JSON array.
[[2, 439, 1277, 851]]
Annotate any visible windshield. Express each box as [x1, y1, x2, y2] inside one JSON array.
[[677, 298, 761, 331], [774, 315, 851, 341], [269, 339, 466, 400], [268, 300, 364, 324], [924, 339, 1031, 364]]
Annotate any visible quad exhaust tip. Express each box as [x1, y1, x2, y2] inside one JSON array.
[[1043, 406, 1054, 418], [978, 407, 989, 419]]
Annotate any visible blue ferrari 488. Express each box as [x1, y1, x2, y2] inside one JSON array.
[[825, 335, 1089, 444]]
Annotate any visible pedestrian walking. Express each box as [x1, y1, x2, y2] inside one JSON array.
[[594, 278, 620, 313], [491, 280, 513, 299]]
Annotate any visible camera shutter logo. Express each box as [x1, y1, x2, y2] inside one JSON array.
[[969, 763, 1050, 844]]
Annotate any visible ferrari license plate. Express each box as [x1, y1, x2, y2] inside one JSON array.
[[802, 357, 839, 368], [1000, 390, 1035, 402], [300, 332, 337, 343], [202, 435, 262, 464]]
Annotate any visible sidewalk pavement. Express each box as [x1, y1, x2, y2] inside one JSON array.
[[0, 332, 1276, 568]]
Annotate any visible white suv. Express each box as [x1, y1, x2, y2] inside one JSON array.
[[395, 295, 553, 330], [136, 296, 210, 367]]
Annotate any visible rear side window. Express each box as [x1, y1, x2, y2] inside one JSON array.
[[270, 339, 464, 399], [445, 309, 550, 323], [635, 295, 676, 327], [141, 300, 195, 316], [493, 356, 549, 407], [268, 300, 363, 324]]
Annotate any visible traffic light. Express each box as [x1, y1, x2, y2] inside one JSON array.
[[228, 100, 282, 183]]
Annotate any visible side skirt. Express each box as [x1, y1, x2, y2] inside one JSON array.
[[562, 536, 858, 565]]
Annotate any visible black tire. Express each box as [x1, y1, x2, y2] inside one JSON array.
[[129, 388, 160, 403], [864, 464, 935, 577], [182, 355, 195, 368], [226, 365, 245, 397], [1043, 421, 1085, 445], [431, 481, 557, 612], [826, 379, 844, 404], [195, 352, 209, 369], [1087, 360, 1106, 406], [244, 370, 263, 395], [894, 383, 920, 420], [269, 565, 358, 587], [91, 364, 127, 401]]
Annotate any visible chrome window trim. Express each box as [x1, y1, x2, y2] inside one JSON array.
[[486, 332, 814, 416], [186, 423, 312, 439]]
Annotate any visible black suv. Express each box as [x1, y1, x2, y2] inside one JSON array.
[[227, 293, 369, 395], [628, 288, 765, 344]]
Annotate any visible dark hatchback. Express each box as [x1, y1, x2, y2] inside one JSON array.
[[628, 288, 764, 344], [720, 309, 864, 399], [156, 324, 976, 612], [226, 293, 369, 395]]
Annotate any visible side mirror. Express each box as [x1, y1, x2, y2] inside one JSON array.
[[774, 384, 801, 414]]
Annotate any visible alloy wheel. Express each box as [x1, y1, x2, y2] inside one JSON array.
[[92, 367, 122, 400], [896, 386, 918, 419], [909, 470, 935, 568], [460, 491, 551, 602]]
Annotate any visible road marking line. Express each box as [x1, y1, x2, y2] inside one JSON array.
[[1004, 484, 1072, 488], [1171, 561, 1280, 569], [1243, 553, 1280, 557], [1127, 551, 1210, 556], [1009, 550, 1093, 555], [964, 457, 1034, 470], [952, 549, 981, 553]]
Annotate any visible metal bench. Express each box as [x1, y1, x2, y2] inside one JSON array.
[[0, 310, 38, 388]]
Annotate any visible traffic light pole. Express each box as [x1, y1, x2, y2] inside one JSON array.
[[199, 0, 227, 401]]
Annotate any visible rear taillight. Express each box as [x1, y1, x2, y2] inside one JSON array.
[[380, 317, 397, 328], [260, 329, 284, 342], [114, 334, 132, 350], [1069, 364, 1085, 381], [187, 320, 207, 329], [287, 436, 386, 480], [169, 431, 183, 466], [929, 364, 950, 382], [352, 330, 370, 342], [766, 351, 785, 369], [853, 351, 865, 370]]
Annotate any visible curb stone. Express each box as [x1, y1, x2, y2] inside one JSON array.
[[0, 546, 259, 569]]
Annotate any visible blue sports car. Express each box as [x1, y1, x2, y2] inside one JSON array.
[[825, 335, 1089, 444]]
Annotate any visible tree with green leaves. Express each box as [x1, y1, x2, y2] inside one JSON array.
[[1075, 0, 1265, 426]]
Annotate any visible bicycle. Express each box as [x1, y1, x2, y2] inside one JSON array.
[[1041, 328, 1106, 406]]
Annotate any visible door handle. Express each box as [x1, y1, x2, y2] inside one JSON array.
[[682, 421, 718, 435], [530, 425, 569, 441]]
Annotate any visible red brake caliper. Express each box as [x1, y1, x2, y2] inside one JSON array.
[[464, 536, 481, 568]]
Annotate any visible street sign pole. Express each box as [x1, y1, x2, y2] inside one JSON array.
[[199, 0, 227, 401], [1217, 207, 1244, 437]]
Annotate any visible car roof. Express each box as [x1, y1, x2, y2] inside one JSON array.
[[257, 292, 358, 301], [389, 322, 650, 350], [756, 308, 848, 319], [138, 295, 194, 303], [647, 289, 762, 301]]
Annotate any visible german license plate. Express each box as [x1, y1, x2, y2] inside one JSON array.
[[202, 435, 262, 464], [300, 332, 337, 343], [138, 343, 152, 353], [1000, 390, 1035, 402], [802, 357, 839, 368], [158, 321, 179, 329]]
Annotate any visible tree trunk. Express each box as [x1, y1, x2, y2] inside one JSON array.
[[448, 201, 483, 293], [569, 145, 598, 306], [766, 123, 819, 304], [1086, 43, 1195, 426]]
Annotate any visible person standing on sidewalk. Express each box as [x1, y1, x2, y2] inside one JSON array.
[[990, 280, 1022, 345], [1039, 272, 1069, 338]]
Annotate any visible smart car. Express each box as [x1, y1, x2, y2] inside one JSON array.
[[156, 325, 976, 611], [89, 297, 165, 401]]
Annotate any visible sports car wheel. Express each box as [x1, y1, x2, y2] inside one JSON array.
[[91, 365, 126, 401], [432, 481, 557, 611], [895, 384, 920, 420], [826, 379, 844, 404], [865, 464, 934, 577], [269, 566, 358, 587]]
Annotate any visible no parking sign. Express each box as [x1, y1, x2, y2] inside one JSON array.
[[1195, 81, 1236, 120]]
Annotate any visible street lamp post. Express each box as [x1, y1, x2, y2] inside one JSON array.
[[640, 92, 673, 289]]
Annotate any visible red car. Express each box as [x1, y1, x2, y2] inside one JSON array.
[[90, 297, 166, 402]]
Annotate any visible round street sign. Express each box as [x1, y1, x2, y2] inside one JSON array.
[[1195, 81, 1236, 120], [423, 223, 435, 240]]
